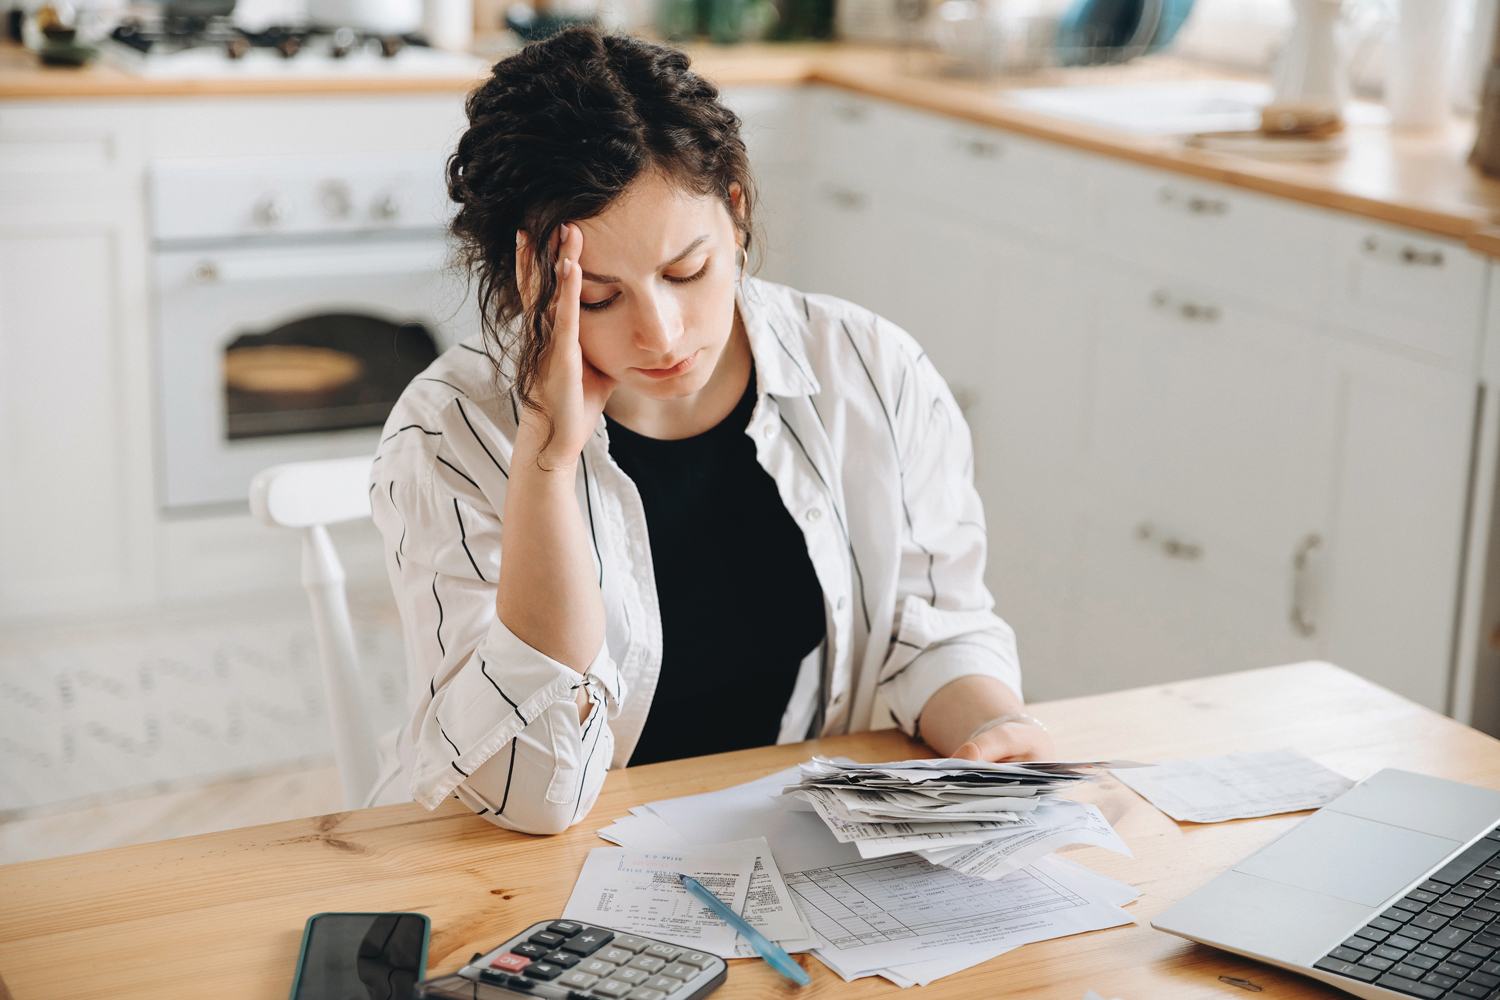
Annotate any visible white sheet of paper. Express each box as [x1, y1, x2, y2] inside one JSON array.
[[679, 837, 817, 957], [1082, 992, 1122, 1000], [1112, 749, 1355, 823], [562, 846, 754, 955], [911, 800, 1133, 879]]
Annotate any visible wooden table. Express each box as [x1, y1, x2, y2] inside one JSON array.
[[2, 661, 1497, 1000]]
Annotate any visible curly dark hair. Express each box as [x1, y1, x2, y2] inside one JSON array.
[[447, 27, 758, 413]]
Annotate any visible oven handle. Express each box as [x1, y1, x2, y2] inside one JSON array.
[[183, 245, 444, 285]]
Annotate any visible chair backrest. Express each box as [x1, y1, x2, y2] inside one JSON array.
[[250, 456, 379, 810]]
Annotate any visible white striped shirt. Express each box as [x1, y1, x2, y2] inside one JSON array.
[[366, 276, 1022, 834]]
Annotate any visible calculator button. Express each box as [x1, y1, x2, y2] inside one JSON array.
[[675, 951, 715, 970], [593, 979, 635, 998], [644, 944, 681, 962], [549, 921, 586, 938], [600, 948, 634, 965], [525, 961, 566, 981], [628, 989, 668, 1000], [564, 929, 615, 956], [531, 932, 567, 949], [643, 976, 682, 992], [514, 942, 550, 960], [579, 959, 617, 977], [545, 951, 582, 969], [627, 956, 665, 973], [661, 963, 697, 980], [613, 967, 650, 985], [492, 954, 532, 972], [612, 935, 652, 954], [560, 971, 600, 991]]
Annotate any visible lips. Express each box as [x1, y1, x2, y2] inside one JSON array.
[[635, 351, 699, 380]]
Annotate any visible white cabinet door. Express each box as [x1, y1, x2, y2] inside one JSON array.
[[1320, 343, 1473, 710], [1064, 266, 1336, 695]]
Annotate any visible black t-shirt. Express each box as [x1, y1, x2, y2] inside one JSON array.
[[606, 370, 826, 767]]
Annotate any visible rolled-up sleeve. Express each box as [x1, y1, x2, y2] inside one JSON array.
[[874, 345, 1022, 734], [372, 407, 624, 835]]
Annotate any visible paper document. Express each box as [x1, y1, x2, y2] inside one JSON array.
[[1112, 748, 1354, 823], [587, 831, 816, 958], [610, 766, 1139, 981], [562, 846, 754, 955], [910, 800, 1131, 879]]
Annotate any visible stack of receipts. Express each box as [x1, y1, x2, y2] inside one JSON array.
[[783, 757, 1137, 881], [596, 764, 1144, 988]]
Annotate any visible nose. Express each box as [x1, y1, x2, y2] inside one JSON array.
[[632, 285, 681, 357]]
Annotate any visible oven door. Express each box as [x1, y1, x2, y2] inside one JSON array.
[[156, 234, 469, 510]]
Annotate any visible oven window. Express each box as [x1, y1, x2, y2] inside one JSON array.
[[223, 312, 440, 440]]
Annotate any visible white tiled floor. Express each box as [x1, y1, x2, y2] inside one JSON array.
[[0, 757, 345, 865]]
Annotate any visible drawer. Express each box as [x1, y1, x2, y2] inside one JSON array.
[[806, 86, 919, 195], [902, 111, 1089, 244], [1089, 157, 1337, 320], [1326, 217, 1485, 365]]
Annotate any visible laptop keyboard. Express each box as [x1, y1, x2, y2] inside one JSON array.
[[1315, 826, 1500, 999]]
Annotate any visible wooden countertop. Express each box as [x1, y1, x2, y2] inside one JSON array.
[[3, 38, 1499, 249], [2, 661, 1497, 1000]]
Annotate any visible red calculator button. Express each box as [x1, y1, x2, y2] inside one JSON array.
[[491, 953, 531, 972]]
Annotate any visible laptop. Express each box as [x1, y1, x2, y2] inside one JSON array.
[[1153, 768, 1500, 1000]]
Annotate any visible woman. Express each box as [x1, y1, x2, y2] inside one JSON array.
[[367, 26, 1054, 833]]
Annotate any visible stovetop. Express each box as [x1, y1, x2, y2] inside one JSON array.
[[103, 17, 487, 76]]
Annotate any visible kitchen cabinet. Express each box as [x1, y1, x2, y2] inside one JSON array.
[[788, 85, 1483, 711]]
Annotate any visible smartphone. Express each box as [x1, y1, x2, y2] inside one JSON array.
[[289, 912, 431, 1000]]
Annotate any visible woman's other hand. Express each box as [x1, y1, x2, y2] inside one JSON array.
[[950, 720, 1055, 763], [918, 674, 1057, 763], [516, 224, 617, 471]]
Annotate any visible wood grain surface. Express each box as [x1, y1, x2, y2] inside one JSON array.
[[5, 39, 1500, 248], [1, 661, 1496, 1000]]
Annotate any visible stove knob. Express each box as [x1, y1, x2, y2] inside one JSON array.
[[319, 180, 352, 220], [371, 191, 403, 222], [253, 193, 291, 228]]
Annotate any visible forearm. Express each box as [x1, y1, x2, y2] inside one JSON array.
[[917, 675, 1026, 757], [496, 424, 606, 683]]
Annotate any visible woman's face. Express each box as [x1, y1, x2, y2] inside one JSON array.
[[573, 171, 741, 401]]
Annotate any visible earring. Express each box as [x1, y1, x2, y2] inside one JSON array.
[[735, 246, 746, 279]]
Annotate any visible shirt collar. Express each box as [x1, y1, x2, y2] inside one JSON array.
[[736, 277, 821, 398]]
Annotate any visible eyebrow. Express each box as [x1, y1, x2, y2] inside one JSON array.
[[581, 235, 710, 284]]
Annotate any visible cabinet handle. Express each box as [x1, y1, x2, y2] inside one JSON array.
[[1152, 289, 1221, 322], [1290, 533, 1322, 638], [1135, 522, 1202, 560], [1158, 188, 1230, 216], [1362, 236, 1444, 267], [954, 135, 1003, 159], [822, 187, 869, 211]]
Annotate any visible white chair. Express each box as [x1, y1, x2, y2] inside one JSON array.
[[250, 455, 380, 810]]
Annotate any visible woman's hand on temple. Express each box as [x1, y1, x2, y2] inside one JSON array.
[[950, 721, 1055, 763], [516, 224, 617, 471]]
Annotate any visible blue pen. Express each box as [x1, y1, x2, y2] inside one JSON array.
[[677, 872, 811, 986]]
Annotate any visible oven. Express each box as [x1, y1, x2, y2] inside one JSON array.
[[152, 151, 476, 510]]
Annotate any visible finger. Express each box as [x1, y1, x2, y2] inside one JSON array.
[[950, 740, 984, 762], [552, 223, 583, 348]]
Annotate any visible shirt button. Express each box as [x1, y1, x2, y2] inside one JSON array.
[[762, 425, 774, 439], [806, 508, 821, 521], [837, 596, 846, 610]]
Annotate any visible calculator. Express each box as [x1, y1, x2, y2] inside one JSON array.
[[412, 920, 728, 1000]]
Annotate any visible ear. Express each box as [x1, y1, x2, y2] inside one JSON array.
[[727, 182, 746, 224]]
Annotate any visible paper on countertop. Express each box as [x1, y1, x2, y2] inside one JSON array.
[[909, 800, 1132, 879], [562, 846, 754, 955], [590, 827, 815, 957], [1111, 748, 1355, 824]]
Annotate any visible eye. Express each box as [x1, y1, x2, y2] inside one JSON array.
[[579, 293, 619, 313], [664, 260, 710, 284]]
